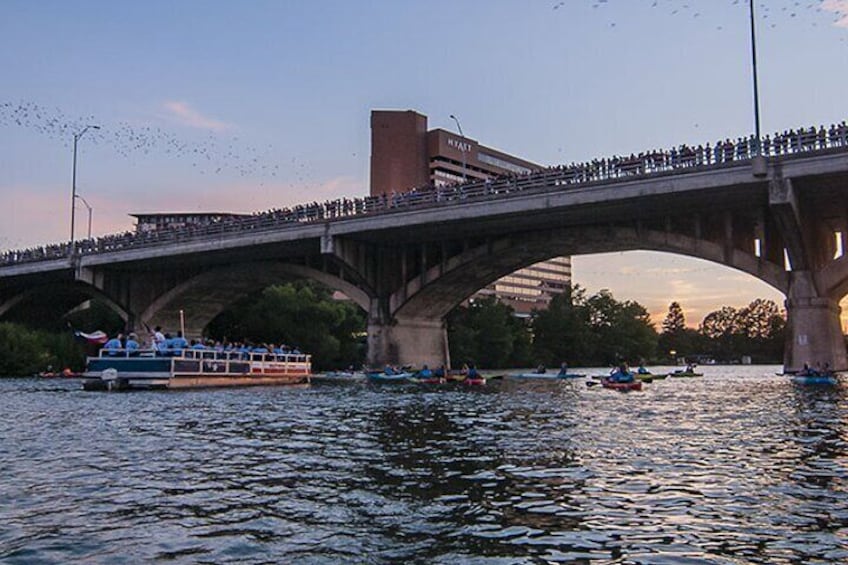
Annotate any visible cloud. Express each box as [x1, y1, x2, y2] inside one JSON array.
[[161, 101, 232, 131], [822, 0, 848, 28]]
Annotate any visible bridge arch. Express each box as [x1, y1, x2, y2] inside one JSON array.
[[140, 261, 372, 337], [0, 281, 130, 325], [818, 255, 848, 301], [394, 225, 788, 320]]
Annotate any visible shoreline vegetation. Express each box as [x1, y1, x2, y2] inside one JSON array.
[[0, 283, 790, 377]]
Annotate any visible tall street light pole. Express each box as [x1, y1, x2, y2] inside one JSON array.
[[76, 194, 93, 239], [748, 0, 768, 176], [449, 114, 467, 181], [749, 0, 762, 155], [71, 125, 100, 252]]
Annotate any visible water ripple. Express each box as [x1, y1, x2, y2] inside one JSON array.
[[0, 369, 846, 563]]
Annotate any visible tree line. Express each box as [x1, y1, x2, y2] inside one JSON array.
[[0, 280, 788, 376], [447, 289, 786, 368]]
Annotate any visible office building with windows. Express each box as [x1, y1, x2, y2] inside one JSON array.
[[370, 109, 571, 315]]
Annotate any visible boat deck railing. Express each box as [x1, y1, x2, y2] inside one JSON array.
[[96, 348, 311, 364]]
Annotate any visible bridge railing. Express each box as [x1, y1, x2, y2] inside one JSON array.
[[3, 122, 847, 267]]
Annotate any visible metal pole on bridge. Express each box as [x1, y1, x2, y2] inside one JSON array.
[[748, 0, 762, 155], [449, 114, 467, 182], [70, 125, 100, 254], [76, 194, 93, 239]]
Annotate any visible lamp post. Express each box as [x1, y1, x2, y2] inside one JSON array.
[[70, 125, 100, 252], [748, 0, 762, 157], [449, 114, 467, 181], [747, 1, 768, 176], [76, 194, 93, 239]]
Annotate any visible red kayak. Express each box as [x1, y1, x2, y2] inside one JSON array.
[[38, 368, 82, 378], [463, 377, 486, 386], [601, 378, 642, 391]]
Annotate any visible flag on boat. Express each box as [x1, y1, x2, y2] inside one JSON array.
[[74, 330, 108, 345]]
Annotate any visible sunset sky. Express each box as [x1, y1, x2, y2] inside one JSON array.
[[2, 0, 847, 327]]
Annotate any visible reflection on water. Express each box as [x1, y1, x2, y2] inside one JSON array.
[[0, 367, 846, 563]]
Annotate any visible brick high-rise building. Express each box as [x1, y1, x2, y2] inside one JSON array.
[[370, 109, 571, 315]]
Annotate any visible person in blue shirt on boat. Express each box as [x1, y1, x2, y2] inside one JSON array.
[[238, 343, 252, 359], [125, 333, 140, 356], [384, 364, 397, 375], [434, 365, 446, 379], [164, 331, 188, 355], [103, 333, 124, 356], [558, 362, 569, 376], [418, 364, 433, 378], [467, 363, 480, 379]]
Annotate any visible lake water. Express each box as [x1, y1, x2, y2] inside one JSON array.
[[1, 366, 846, 564]]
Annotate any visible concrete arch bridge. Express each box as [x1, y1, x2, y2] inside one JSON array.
[[2, 149, 848, 371]]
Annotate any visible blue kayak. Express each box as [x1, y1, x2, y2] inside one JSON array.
[[791, 374, 837, 385]]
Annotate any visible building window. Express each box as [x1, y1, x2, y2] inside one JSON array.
[[478, 152, 532, 175]]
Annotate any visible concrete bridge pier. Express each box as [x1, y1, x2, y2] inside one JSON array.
[[366, 314, 450, 370], [784, 271, 847, 372]]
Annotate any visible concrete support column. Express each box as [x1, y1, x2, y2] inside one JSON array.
[[784, 272, 847, 371], [366, 314, 449, 369]]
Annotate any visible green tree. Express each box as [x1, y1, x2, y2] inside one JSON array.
[[699, 305, 746, 361], [532, 286, 657, 366], [0, 322, 85, 376], [733, 299, 785, 362], [696, 299, 785, 363], [657, 301, 699, 360], [662, 301, 686, 334], [206, 281, 366, 371], [585, 290, 657, 365], [532, 286, 593, 366], [447, 297, 532, 369]]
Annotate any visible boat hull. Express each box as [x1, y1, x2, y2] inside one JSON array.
[[791, 375, 838, 385], [601, 378, 642, 391], [83, 353, 311, 390]]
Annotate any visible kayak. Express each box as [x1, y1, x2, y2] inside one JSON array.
[[366, 372, 415, 383], [669, 370, 703, 378], [791, 373, 837, 385], [510, 372, 586, 379], [601, 378, 642, 391], [636, 372, 666, 380], [312, 371, 366, 383], [462, 377, 486, 386], [38, 370, 83, 378], [408, 375, 447, 384]]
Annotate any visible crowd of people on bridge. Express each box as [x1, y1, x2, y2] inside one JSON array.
[[3, 120, 847, 268]]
